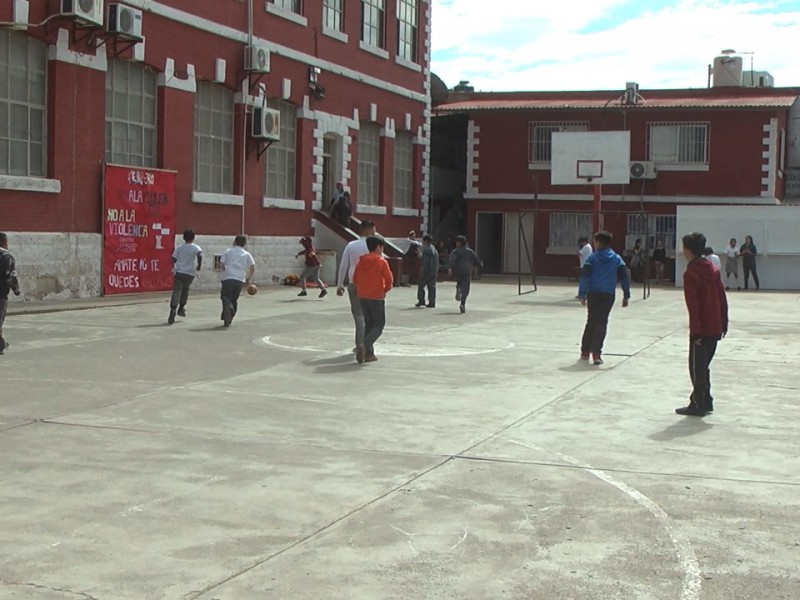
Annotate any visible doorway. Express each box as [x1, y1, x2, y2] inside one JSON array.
[[476, 212, 503, 274], [503, 212, 535, 275], [322, 135, 341, 212]]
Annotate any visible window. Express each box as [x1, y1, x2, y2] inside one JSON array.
[[529, 121, 589, 163], [268, 0, 302, 14], [648, 122, 709, 164], [323, 0, 344, 31], [194, 83, 234, 194], [361, 0, 385, 48], [393, 131, 413, 208], [266, 100, 297, 199], [627, 214, 677, 254], [358, 122, 380, 206], [0, 30, 47, 177], [549, 213, 592, 252], [396, 0, 418, 62], [105, 60, 157, 167]]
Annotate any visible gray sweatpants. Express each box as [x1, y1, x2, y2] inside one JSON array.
[[347, 283, 366, 346], [300, 265, 325, 290]]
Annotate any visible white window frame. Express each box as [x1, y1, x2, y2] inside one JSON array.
[[648, 122, 709, 165], [194, 82, 234, 195], [529, 121, 589, 165], [0, 30, 47, 177], [266, 100, 297, 200], [627, 214, 677, 257], [361, 0, 385, 48], [548, 212, 592, 254], [396, 0, 418, 63], [269, 0, 302, 14], [393, 131, 413, 209], [323, 0, 344, 32], [105, 59, 157, 167], [358, 122, 381, 206]]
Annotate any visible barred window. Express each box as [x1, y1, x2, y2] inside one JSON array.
[[549, 213, 592, 252], [194, 83, 234, 194], [627, 214, 677, 255], [397, 0, 418, 62], [266, 100, 297, 199], [529, 121, 589, 163], [105, 60, 157, 167], [361, 0, 385, 48], [393, 131, 413, 208], [648, 122, 709, 164], [0, 30, 47, 177], [323, 0, 344, 31], [268, 0, 302, 14], [358, 122, 380, 206]]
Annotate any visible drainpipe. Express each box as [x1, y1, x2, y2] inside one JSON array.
[[241, 0, 254, 235]]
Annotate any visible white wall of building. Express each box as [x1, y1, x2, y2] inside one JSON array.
[[676, 205, 800, 290]]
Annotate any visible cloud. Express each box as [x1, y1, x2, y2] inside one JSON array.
[[431, 0, 800, 91]]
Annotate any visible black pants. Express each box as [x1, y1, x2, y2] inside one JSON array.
[[580, 292, 615, 355], [417, 273, 436, 305], [0, 298, 7, 352], [689, 337, 718, 412], [456, 272, 471, 306], [360, 299, 386, 356], [170, 273, 195, 309], [743, 260, 760, 290], [220, 279, 244, 321]]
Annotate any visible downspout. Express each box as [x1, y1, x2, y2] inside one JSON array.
[[241, 0, 254, 235]]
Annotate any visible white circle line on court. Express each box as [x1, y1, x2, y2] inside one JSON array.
[[510, 440, 702, 600], [260, 336, 515, 357]]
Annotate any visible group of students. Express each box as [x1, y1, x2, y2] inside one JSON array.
[[578, 229, 727, 418]]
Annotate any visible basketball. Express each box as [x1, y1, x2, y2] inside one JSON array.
[[246, 284, 258, 296]]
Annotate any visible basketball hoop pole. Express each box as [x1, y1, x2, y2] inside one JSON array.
[[592, 184, 602, 233]]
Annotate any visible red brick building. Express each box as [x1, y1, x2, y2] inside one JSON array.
[[432, 85, 800, 278], [0, 0, 431, 298]]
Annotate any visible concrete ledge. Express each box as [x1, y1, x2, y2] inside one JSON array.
[[655, 164, 710, 172], [357, 204, 388, 215], [0, 175, 61, 194], [265, 3, 308, 26], [263, 197, 305, 210], [191, 192, 244, 206], [359, 41, 389, 60], [395, 56, 422, 73], [392, 207, 420, 217], [322, 27, 348, 43]]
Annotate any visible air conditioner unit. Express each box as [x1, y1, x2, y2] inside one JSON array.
[[252, 106, 281, 141], [61, 0, 104, 28], [107, 3, 143, 41], [245, 45, 270, 73], [630, 161, 657, 180]]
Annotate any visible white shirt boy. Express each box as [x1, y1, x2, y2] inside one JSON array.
[[221, 246, 255, 282], [337, 238, 370, 287], [579, 243, 593, 268], [173, 243, 202, 276]]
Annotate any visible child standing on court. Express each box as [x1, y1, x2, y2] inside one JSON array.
[[169, 229, 202, 324], [415, 234, 439, 308], [352, 236, 394, 364], [448, 235, 482, 314], [678, 232, 728, 417], [578, 231, 630, 365], [295, 237, 328, 298], [723, 238, 740, 291]]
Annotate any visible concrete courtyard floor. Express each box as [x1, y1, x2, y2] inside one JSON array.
[[1, 280, 798, 600]]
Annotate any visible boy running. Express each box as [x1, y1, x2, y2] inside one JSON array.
[[296, 237, 328, 298], [169, 229, 202, 324], [352, 236, 394, 364], [448, 235, 481, 314], [678, 232, 728, 417], [219, 235, 255, 327], [578, 231, 631, 365]]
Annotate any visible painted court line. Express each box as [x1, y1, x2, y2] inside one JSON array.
[[509, 440, 702, 600]]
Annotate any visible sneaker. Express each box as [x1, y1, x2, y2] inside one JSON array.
[[737, 286, 741, 291], [459, 304, 466, 314], [580, 353, 590, 361], [298, 290, 308, 297], [415, 302, 425, 308], [177, 308, 187, 318], [222, 305, 233, 327], [356, 344, 366, 364], [319, 289, 328, 298], [426, 303, 436, 308], [675, 405, 707, 417], [592, 354, 603, 365], [365, 354, 378, 363], [168, 309, 176, 325]]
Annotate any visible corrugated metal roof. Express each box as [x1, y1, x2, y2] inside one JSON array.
[[435, 94, 800, 112]]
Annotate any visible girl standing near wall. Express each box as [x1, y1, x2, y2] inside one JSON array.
[[740, 235, 760, 291]]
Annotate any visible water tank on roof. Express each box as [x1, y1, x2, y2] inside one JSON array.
[[712, 51, 743, 87]]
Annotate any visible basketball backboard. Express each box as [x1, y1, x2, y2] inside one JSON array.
[[551, 131, 631, 185]]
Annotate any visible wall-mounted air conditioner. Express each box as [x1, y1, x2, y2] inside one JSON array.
[[245, 45, 270, 73], [61, 0, 104, 28], [630, 161, 657, 180], [107, 3, 143, 41], [252, 106, 281, 141]]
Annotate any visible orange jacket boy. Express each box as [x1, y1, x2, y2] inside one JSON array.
[[352, 236, 393, 363]]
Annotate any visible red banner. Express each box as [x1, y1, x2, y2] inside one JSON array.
[[103, 165, 177, 295]]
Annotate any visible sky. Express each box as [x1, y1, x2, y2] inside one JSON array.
[[431, 0, 800, 91]]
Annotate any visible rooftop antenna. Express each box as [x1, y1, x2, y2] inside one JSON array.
[[739, 50, 755, 86]]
